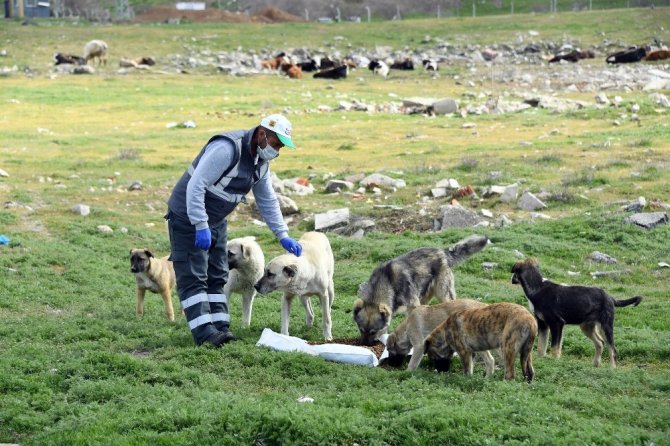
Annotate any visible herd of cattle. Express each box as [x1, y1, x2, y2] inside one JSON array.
[[53, 39, 669, 79]]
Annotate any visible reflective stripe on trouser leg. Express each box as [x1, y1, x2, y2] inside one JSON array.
[[209, 293, 230, 331], [208, 219, 230, 331], [167, 213, 218, 345]]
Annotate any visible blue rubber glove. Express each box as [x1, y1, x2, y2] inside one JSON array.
[[280, 237, 302, 257], [194, 228, 212, 250]]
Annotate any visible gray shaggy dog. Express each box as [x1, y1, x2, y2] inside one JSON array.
[[353, 234, 489, 345]]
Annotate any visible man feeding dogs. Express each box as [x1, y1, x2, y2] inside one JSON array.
[[166, 114, 302, 348]]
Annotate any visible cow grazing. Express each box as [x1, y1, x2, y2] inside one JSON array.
[[548, 49, 595, 63], [297, 59, 319, 72], [645, 49, 670, 61], [54, 52, 86, 65], [280, 62, 303, 79], [83, 40, 108, 66], [368, 60, 389, 78], [606, 47, 647, 64], [260, 52, 287, 70], [422, 58, 438, 71], [318, 56, 338, 70], [313, 65, 348, 80], [390, 58, 414, 70]]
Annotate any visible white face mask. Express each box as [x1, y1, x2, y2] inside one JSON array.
[[257, 135, 279, 161]]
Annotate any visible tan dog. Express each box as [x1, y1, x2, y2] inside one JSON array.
[[130, 249, 176, 321], [254, 232, 335, 340], [353, 234, 489, 345], [424, 302, 538, 382], [224, 236, 265, 327], [386, 299, 494, 374]]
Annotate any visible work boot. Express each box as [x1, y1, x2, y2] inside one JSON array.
[[203, 330, 239, 347]]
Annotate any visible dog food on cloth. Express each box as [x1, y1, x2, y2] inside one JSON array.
[[256, 328, 380, 367]]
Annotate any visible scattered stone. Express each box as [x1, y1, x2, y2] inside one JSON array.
[[97, 225, 113, 233], [589, 251, 617, 264], [276, 194, 299, 215], [315, 208, 350, 231], [128, 181, 143, 191], [435, 178, 460, 189], [518, 191, 547, 211], [71, 204, 90, 216], [431, 188, 448, 198], [623, 196, 646, 212], [624, 212, 668, 229], [432, 98, 458, 114], [325, 179, 354, 193], [359, 173, 405, 189], [500, 184, 519, 203], [495, 214, 513, 228], [436, 204, 481, 229], [482, 262, 498, 270]]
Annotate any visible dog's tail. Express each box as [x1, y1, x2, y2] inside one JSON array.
[[444, 234, 489, 267], [614, 296, 643, 307]]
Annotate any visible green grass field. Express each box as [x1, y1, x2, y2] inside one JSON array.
[[1, 9, 670, 446]]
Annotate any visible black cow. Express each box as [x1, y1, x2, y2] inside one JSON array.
[[549, 49, 595, 63], [313, 65, 348, 79], [606, 47, 647, 64], [297, 59, 319, 72], [53, 52, 86, 65], [390, 58, 414, 70]]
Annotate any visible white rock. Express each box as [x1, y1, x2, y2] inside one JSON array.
[[97, 225, 113, 233], [71, 204, 90, 216]]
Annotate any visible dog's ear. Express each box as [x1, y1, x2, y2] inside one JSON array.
[[283, 264, 298, 278], [129, 249, 133, 256], [144, 249, 154, 258], [379, 303, 392, 318], [357, 282, 370, 298], [352, 298, 364, 316]]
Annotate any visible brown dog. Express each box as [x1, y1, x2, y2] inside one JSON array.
[[130, 249, 176, 321], [424, 302, 537, 382], [385, 299, 495, 374]]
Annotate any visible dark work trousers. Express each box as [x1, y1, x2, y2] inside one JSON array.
[[166, 211, 230, 345]]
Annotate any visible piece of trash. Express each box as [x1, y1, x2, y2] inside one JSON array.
[[0, 235, 9, 245], [166, 120, 197, 129], [297, 396, 314, 403]]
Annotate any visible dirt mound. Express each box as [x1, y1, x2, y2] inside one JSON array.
[[134, 5, 304, 24]]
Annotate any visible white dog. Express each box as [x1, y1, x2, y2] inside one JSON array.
[[254, 232, 335, 340], [224, 236, 265, 327]]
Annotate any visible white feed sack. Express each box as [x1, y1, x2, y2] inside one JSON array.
[[256, 328, 388, 367]]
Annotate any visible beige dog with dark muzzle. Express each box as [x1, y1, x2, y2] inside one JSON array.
[[254, 232, 335, 340], [130, 249, 176, 321], [424, 302, 538, 382], [386, 299, 495, 374]]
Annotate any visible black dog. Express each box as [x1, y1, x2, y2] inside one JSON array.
[[511, 258, 642, 367]]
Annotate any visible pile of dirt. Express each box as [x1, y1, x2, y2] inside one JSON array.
[[134, 5, 305, 24]]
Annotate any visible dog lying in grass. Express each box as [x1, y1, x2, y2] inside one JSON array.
[[511, 258, 643, 367], [424, 302, 537, 382]]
